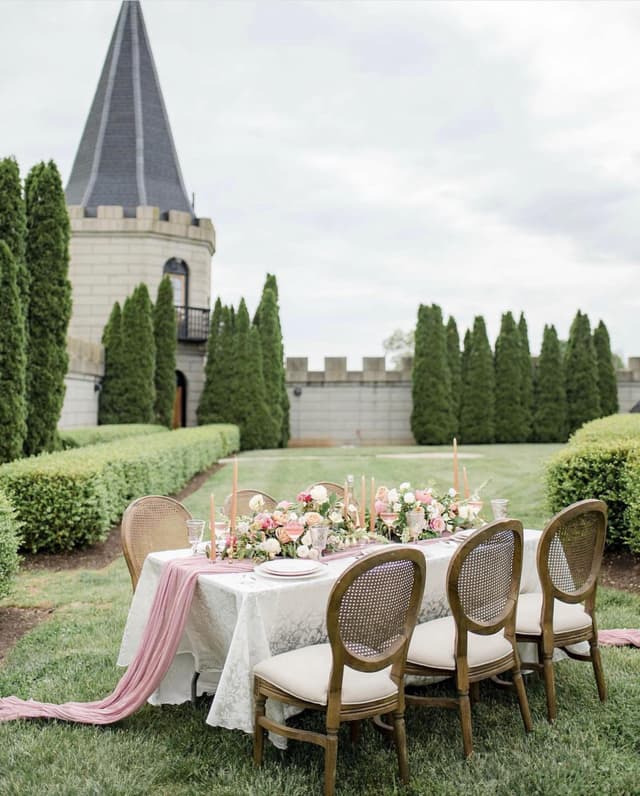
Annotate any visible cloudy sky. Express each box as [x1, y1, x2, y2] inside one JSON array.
[[2, 0, 639, 368]]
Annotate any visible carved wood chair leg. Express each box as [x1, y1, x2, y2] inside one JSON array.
[[458, 692, 474, 758], [392, 711, 410, 784], [537, 640, 545, 681], [350, 720, 361, 745], [590, 641, 607, 702], [253, 693, 266, 766], [190, 671, 200, 705], [324, 730, 339, 796], [470, 681, 480, 704], [512, 669, 533, 733], [542, 654, 557, 722]]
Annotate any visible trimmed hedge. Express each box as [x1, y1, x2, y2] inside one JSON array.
[[59, 424, 167, 450], [0, 424, 239, 553], [0, 489, 21, 598], [545, 415, 640, 552]]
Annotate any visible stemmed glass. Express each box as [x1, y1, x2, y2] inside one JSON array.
[[186, 519, 206, 555], [379, 512, 399, 539], [406, 510, 426, 542], [309, 525, 328, 561], [213, 515, 229, 559]]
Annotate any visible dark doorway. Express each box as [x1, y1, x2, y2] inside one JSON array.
[[173, 370, 187, 428]]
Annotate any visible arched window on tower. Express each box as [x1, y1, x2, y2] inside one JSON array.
[[163, 258, 189, 308]]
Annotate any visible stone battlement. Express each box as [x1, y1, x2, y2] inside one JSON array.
[[286, 356, 413, 384], [67, 205, 216, 254]]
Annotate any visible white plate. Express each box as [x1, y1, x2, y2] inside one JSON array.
[[259, 559, 322, 577], [255, 560, 327, 581]]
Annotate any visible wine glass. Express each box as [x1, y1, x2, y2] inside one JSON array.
[[406, 510, 426, 542], [379, 512, 399, 539], [186, 519, 206, 555], [284, 521, 305, 545], [309, 525, 328, 560], [213, 516, 229, 559]]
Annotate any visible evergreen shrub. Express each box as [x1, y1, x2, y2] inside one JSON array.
[[545, 414, 640, 552], [59, 424, 166, 450], [0, 489, 21, 599], [0, 424, 239, 552]]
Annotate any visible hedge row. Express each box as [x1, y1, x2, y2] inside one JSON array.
[[545, 415, 640, 552], [59, 423, 166, 450], [0, 424, 239, 553], [0, 489, 21, 598]]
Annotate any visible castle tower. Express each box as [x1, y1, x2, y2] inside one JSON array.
[[64, 0, 215, 427]]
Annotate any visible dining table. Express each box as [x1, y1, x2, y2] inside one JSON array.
[[117, 529, 549, 746]]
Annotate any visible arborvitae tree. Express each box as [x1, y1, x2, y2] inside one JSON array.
[[232, 299, 271, 450], [153, 276, 177, 427], [533, 324, 567, 442], [120, 284, 156, 423], [446, 316, 461, 436], [0, 157, 28, 313], [98, 302, 128, 424], [253, 280, 284, 448], [411, 304, 455, 444], [517, 312, 534, 440], [593, 320, 618, 416], [0, 242, 28, 462], [565, 310, 600, 435], [197, 297, 224, 424], [0, 158, 28, 459], [460, 316, 495, 443], [494, 311, 526, 442], [24, 161, 72, 455]]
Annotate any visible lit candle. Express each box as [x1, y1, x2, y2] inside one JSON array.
[[361, 475, 366, 529], [230, 457, 238, 532], [453, 437, 459, 495], [369, 477, 375, 533], [210, 493, 215, 540], [463, 466, 470, 499]]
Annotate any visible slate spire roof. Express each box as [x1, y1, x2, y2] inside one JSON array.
[[65, 0, 193, 217]]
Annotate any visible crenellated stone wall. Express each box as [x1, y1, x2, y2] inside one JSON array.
[[617, 357, 640, 412], [59, 337, 105, 429]]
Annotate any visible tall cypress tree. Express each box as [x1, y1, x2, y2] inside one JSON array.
[[120, 284, 155, 423], [98, 302, 127, 424], [565, 310, 600, 435], [0, 242, 28, 462], [460, 316, 495, 443], [494, 311, 525, 442], [533, 324, 567, 442], [0, 158, 28, 459], [593, 320, 618, 417], [197, 297, 224, 424], [253, 279, 284, 448], [446, 316, 461, 436], [410, 304, 455, 444], [153, 276, 177, 428], [24, 161, 72, 455], [518, 312, 534, 441]]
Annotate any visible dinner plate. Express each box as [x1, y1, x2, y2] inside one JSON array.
[[258, 559, 323, 577]]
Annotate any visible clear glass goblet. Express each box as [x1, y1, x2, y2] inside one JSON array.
[[406, 510, 426, 542], [309, 525, 328, 560], [213, 518, 229, 559], [186, 519, 206, 555]]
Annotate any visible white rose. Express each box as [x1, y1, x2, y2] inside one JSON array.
[[393, 502, 402, 512], [248, 494, 265, 512], [403, 492, 415, 505], [237, 521, 250, 534], [259, 538, 281, 558], [296, 544, 310, 558], [301, 531, 311, 546], [400, 482, 411, 490], [388, 488, 399, 503], [458, 505, 471, 521], [329, 511, 343, 524], [448, 488, 457, 498], [310, 485, 328, 503], [288, 512, 298, 522]]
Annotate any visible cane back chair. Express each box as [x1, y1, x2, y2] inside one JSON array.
[[121, 495, 191, 591], [405, 520, 532, 757], [516, 499, 607, 722], [223, 489, 277, 517], [253, 547, 426, 796]]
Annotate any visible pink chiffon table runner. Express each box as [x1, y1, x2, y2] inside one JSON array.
[[0, 556, 253, 724]]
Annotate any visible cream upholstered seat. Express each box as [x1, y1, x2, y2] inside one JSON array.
[[515, 499, 607, 722], [253, 548, 426, 796], [405, 519, 532, 758]]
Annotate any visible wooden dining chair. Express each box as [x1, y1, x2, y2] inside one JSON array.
[[515, 499, 607, 722], [305, 482, 360, 509], [223, 489, 277, 516], [121, 495, 192, 591], [404, 520, 532, 757], [253, 547, 426, 796]]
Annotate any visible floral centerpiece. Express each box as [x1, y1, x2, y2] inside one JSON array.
[[217, 484, 384, 561], [372, 482, 483, 542]]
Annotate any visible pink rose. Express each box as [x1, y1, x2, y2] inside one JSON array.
[[277, 500, 292, 510], [297, 492, 312, 503], [375, 486, 389, 502], [430, 516, 446, 534], [374, 500, 388, 515], [415, 490, 433, 505]]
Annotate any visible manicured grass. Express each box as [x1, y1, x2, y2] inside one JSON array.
[[1, 444, 639, 795]]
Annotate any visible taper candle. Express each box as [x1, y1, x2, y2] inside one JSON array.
[[361, 475, 366, 529], [453, 437, 459, 495], [369, 477, 375, 533], [230, 457, 238, 532], [210, 494, 215, 539]]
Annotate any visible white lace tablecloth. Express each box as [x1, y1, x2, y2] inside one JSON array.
[[117, 530, 543, 740]]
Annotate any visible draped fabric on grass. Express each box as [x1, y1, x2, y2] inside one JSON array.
[[597, 629, 640, 647], [0, 556, 253, 723]]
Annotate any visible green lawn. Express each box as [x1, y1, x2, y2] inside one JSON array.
[[1, 444, 639, 795]]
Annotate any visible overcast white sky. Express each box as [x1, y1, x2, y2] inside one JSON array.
[[1, 0, 639, 369]]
